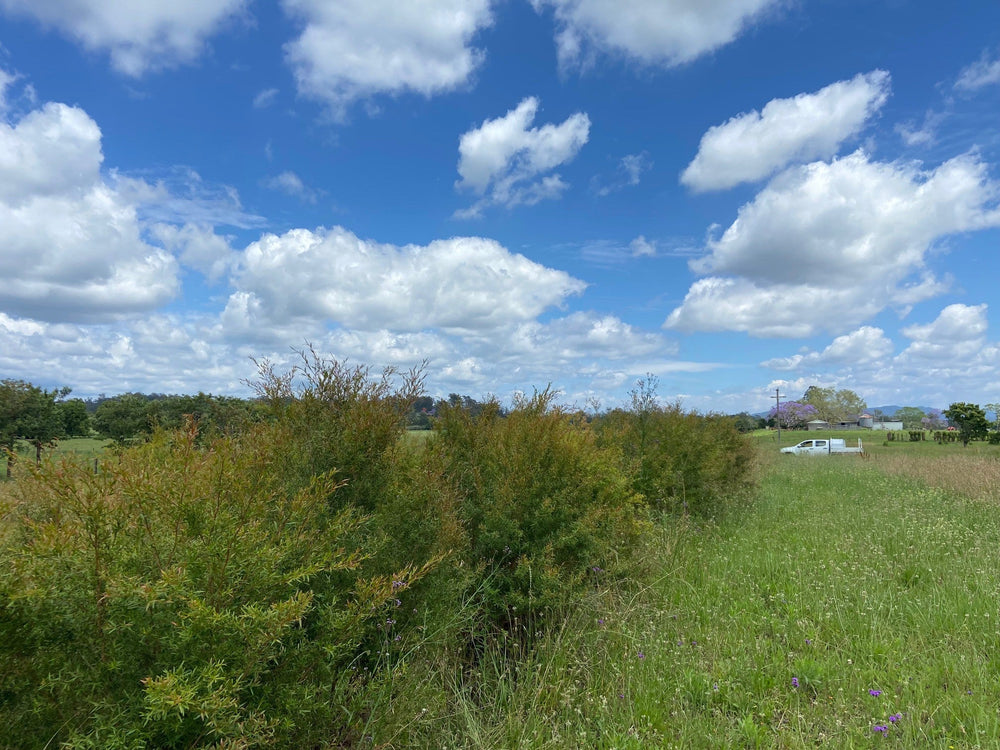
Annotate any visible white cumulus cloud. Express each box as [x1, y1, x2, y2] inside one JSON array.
[[532, 0, 782, 70], [283, 0, 493, 116], [899, 303, 989, 361], [455, 96, 590, 216], [0, 101, 179, 321], [667, 151, 1000, 337], [681, 70, 890, 191], [762, 326, 894, 370], [0, 0, 246, 76], [226, 226, 587, 335]]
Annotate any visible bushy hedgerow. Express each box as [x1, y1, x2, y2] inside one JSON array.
[[0, 425, 432, 749], [0, 358, 761, 747], [427, 389, 650, 633], [594, 392, 756, 516], [250, 347, 423, 515]]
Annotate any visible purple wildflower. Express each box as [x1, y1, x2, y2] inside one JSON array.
[[637, 652, 645, 660], [889, 713, 902, 723], [597, 618, 605, 626], [872, 724, 888, 734], [869, 689, 882, 697], [791, 677, 799, 688]]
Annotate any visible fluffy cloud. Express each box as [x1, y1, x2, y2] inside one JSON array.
[[0, 311, 250, 396], [150, 223, 235, 281], [0, 101, 179, 321], [755, 303, 1000, 410], [532, 0, 781, 69], [666, 151, 1000, 337], [283, 0, 493, 115], [899, 303, 988, 362], [762, 326, 894, 370], [0, 0, 246, 76], [681, 71, 890, 191], [955, 50, 1000, 91], [455, 97, 590, 216], [226, 226, 587, 335]]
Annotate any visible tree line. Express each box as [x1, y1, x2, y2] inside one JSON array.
[[763, 384, 1000, 447]]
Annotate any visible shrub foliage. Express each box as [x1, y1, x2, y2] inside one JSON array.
[[0, 358, 757, 747]]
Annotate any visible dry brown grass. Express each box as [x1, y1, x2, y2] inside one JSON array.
[[873, 452, 1000, 501]]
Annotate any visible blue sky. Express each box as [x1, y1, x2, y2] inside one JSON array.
[[1, 0, 999, 413]]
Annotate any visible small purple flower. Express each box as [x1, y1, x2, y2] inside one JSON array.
[[597, 618, 606, 626], [889, 713, 902, 723], [713, 682, 719, 691], [805, 638, 812, 645], [791, 677, 799, 688], [392, 580, 405, 590], [394, 635, 402, 642], [591, 566, 603, 573], [869, 689, 882, 697], [872, 724, 888, 734], [637, 651, 645, 660]]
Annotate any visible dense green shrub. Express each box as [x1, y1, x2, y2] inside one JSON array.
[[0, 425, 431, 748], [250, 347, 423, 514], [428, 389, 649, 633], [593, 379, 756, 516]]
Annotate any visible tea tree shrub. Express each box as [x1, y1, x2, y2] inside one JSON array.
[[251, 347, 423, 514], [595, 395, 756, 516], [0, 425, 430, 748], [429, 389, 649, 633]]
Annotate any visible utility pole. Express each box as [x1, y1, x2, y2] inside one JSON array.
[[773, 387, 784, 446]]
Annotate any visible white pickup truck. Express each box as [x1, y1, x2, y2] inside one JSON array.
[[780, 438, 864, 455]]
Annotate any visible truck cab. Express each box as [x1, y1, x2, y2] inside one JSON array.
[[781, 439, 830, 455]]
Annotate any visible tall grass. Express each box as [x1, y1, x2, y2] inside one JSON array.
[[389, 452, 1000, 748]]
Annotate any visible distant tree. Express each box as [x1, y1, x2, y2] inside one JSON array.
[[895, 406, 927, 430], [801, 386, 867, 423], [768, 401, 818, 429], [18, 385, 69, 464], [730, 412, 765, 433], [921, 408, 947, 430], [58, 398, 91, 436], [0, 380, 70, 471], [0, 380, 33, 477], [407, 395, 435, 429], [93, 394, 151, 445], [943, 402, 989, 447]]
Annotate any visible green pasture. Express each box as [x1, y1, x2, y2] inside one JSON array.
[[410, 445, 1000, 748], [753, 427, 1000, 458]]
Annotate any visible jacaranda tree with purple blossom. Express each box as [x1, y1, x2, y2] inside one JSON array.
[[768, 401, 818, 430]]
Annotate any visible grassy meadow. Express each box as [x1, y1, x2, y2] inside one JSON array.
[[382, 436, 1000, 748]]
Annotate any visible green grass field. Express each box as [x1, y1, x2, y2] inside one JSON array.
[[402, 439, 1000, 748]]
